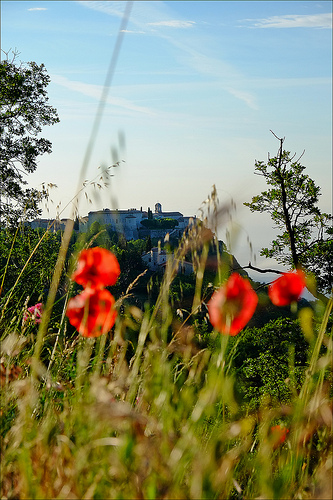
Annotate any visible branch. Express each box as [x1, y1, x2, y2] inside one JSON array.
[[1, 48, 20, 63], [243, 262, 284, 275], [272, 136, 299, 268], [270, 129, 284, 143], [243, 263, 330, 305], [295, 149, 306, 164]]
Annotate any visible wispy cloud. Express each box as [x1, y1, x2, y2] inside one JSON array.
[[147, 20, 195, 28], [77, 1, 195, 31], [225, 88, 258, 110], [51, 74, 156, 116], [76, 1, 125, 17], [28, 7, 47, 11], [76, 0, 256, 110], [242, 13, 332, 29], [120, 29, 145, 34]]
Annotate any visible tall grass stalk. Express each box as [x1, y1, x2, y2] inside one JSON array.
[[30, 1, 133, 375]]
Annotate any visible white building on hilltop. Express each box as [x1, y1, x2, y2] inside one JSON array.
[[85, 203, 196, 240], [86, 208, 145, 240], [29, 203, 196, 240]]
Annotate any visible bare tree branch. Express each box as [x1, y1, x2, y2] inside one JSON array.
[[242, 263, 284, 275]]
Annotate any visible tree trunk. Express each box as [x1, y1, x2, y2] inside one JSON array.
[[275, 137, 299, 269]]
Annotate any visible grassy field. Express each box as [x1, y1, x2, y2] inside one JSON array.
[[0, 208, 332, 499]]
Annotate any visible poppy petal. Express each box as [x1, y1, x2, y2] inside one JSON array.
[[66, 288, 117, 337], [208, 273, 258, 336], [72, 247, 120, 289], [269, 271, 306, 306]]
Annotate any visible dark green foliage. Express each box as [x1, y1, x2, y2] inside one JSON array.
[[144, 235, 152, 252], [0, 227, 63, 305], [112, 244, 146, 294], [140, 218, 178, 229], [0, 399, 18, 439], [169, 274, 196, 302], [0, 51, 59, 227], [249, 287, 312, 328], [230, 318, 309, 410], [301, 231, 333, 297]]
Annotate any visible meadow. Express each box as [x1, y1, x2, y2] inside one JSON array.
[[0, 196, 332, 499]]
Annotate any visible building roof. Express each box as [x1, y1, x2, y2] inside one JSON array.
[[87, 206, 195, 219], [88, 208, 144, 215], [160, 211, 183, 217]]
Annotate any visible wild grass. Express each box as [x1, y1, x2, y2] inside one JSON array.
[[0, 204, 332, 499]]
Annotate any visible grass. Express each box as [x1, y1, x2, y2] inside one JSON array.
[[0, 211, 332, 499]]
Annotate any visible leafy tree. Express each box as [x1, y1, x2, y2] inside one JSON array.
[[112, 245, 146, 295], [145, 235, 152, 252], [0, 49, 59, 227], [0, 226, 62, 305], [141, 218, 178, 229], [244, 132, 332, 294], [229, 318, 309, 410]]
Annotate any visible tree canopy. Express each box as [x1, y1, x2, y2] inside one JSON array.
[[140, 218, 178, 230], [0, 50, 59, 227], [244, 133, 332, 294]]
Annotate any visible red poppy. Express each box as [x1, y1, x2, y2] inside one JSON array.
[[270, 425, 289, 448], [207, 273, 258, 336], [66, 288, 117, 337], [268, 271, 306, 306], [72, 247, 120, 289]]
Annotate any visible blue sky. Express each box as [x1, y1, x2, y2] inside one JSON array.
[[1, 1, 332, 272]]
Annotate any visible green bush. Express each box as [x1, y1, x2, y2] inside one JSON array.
[[230, 317, 309, 409], [0, 227, 63, 306], [140, 218, 178, 229]]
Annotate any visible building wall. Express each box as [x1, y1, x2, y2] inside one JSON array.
[[141, 247, 167, 271], [30, 218, 71, 232], [141, 248, 194, 275], [87, 209, 146, 238], [31, 204, 196, 240]]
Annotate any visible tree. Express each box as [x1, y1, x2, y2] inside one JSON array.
[[141, 218, 178, 229], [230, 318, 309, 410], [0, 49, 59, 227], [0, 226, 62, 305], [244, 132, 332, 294], [145, 234, 152, 252]]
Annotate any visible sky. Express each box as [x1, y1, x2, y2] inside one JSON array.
[[1, 0, 332, 276]]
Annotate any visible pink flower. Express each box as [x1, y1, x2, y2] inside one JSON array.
[[207, 273, 258, 336], [269, 271, 306, 306], [66, 288, 117, 338], [23, 303, 43, 324]]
